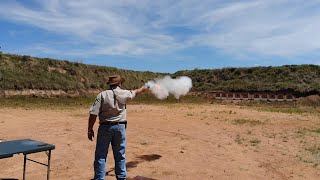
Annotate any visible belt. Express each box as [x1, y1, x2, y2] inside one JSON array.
[[100, 121, 127, 125]]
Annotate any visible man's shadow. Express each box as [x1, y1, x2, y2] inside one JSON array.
[[0, 178, 19, 180], [106, 154, 162, 176], [105, 160, 140, 177]]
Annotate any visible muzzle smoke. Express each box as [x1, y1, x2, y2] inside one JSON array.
[[145, 76, 192, 100]]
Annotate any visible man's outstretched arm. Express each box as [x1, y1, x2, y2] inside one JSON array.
[[88, 114, 97, 141], [133, 86, 147, 96]]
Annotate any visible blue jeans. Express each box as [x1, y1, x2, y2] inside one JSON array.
[[94, 124, 126, 180]]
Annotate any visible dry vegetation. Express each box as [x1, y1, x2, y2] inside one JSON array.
[[0, 53, 164, 92], [175, 65, 320, 96], [1, 53, 320, 98]]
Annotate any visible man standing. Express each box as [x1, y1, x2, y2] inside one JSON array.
[[88, 75, 147, 180]]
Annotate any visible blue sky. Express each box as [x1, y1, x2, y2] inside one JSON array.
[[0, 0, 320, 72]]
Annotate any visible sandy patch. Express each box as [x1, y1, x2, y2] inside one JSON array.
[[0, 104, 319, 179]]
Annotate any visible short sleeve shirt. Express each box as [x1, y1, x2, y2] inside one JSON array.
[[89, 87, 136, 123]]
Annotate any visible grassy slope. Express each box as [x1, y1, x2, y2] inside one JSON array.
[[0, 54, 164, 91], [175, 65, 320, 95], [1, 53, 320, 96]]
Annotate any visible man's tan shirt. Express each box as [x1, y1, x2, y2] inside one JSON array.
[[89, 87, 136, 123]]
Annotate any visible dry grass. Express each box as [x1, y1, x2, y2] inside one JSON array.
[[232, 118, 263, 126]]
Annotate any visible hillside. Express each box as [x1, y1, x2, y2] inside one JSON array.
[[175, 65, 320, 96], [0, 53, 164, 94], [1, 53, 319, 96]]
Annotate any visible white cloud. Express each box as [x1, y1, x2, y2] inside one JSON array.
[[0, 0, 320, 58], [191, 0, 320, 57]]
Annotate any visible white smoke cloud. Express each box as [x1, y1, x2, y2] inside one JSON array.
[[145, 76, 192, 100]]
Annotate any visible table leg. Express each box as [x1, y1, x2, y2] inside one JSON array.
[[47, 150, 51, 180], [23, 154, 27, 180]]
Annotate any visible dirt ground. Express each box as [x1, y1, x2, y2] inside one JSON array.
[[0, 104, 320, 180]]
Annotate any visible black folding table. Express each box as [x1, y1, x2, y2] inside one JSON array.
[[0, 139, 55, 180]]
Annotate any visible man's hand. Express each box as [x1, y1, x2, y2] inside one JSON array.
[[88, 114, 97, 141], [134, 86, 148, 95], [88, 129, 94, 141]]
